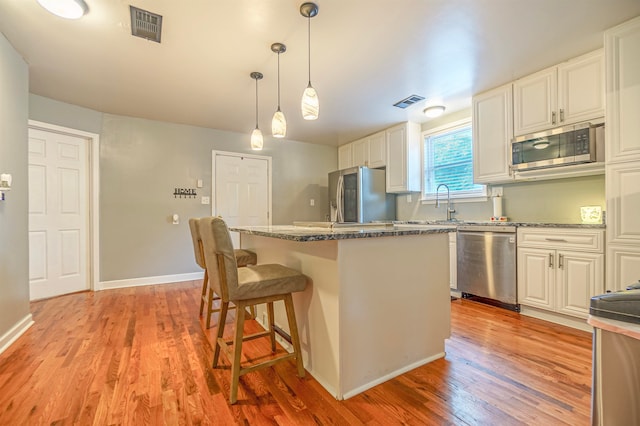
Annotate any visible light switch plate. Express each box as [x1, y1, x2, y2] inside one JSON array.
[[197, 179, 203, 188], [201, 196, 210, 205]]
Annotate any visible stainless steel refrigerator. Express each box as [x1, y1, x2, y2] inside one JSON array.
[[328, 166, 396, 223]]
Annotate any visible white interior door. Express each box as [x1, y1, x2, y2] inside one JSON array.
[[28, 128, 89, 300], [213, 152, 270, 247]]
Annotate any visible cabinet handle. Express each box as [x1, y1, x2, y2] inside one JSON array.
[[559, 108, 565, 122], [545, 238, 567, 242], [552, 111, 557, 125], [549, 253, 554, 268], [558, 253, 564, 269]]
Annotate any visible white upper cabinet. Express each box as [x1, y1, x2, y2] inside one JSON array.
[[352, 138, 369, 167], [514, 50, 604, 136], [386, 122, 421, 193], [338, 131, 386, 170], [557, 50, 605, 126], [472, 83, 514, 184], [338, 144, 352, 170], [367, 132, 386, 168], [605, 18, 640, 163]]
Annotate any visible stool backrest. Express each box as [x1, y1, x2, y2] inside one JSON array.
[[188, 218, 206, 269], [198, 216, 239, 302]]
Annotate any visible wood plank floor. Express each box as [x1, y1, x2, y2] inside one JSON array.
[[0, 281, 593, 425]]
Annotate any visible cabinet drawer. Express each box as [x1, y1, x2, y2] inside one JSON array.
[[517, 228, 604, 252]]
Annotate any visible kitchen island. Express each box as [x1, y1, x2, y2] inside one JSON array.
[[230, 223, 455, 400]]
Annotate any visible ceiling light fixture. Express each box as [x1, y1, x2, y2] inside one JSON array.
[[300, 2, 319, 120], [271, 43, 287, 138], [423, 105, 446, 118], [250, 72, 264, 151], [37, 0, 88, 19]]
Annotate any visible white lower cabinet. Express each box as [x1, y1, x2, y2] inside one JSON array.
[[449, 232, 457, 289], [517, 228, 604, 319]]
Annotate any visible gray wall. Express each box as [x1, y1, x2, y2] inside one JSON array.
[[395, 108, 606, 223], [28, 96, 336, 282], [0, 34, 30, 337]]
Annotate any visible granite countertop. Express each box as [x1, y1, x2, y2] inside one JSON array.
[[398, 220, 606, 229], [230, 224, 456, 242]]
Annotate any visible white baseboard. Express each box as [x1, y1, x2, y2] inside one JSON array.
[[99, 271, 204, 290], [340, 352, 446, 400], [520, 306, 593, 333], [0, 314, 34, 356]]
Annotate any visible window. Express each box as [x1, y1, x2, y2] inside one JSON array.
[[422, 119, 486, 201]]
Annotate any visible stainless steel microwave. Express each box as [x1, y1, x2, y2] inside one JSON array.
[[511, 122, 604, 171]]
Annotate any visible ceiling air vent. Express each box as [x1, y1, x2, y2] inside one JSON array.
[[130, 6, 163, 43], [393, 94, 425, 109]]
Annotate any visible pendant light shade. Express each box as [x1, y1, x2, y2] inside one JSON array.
[[251, 128, 264, 150], [250, 72, 264, 151], [300, 2, 319, 120], [37, 0, 88, 19], [271, 43, 287, 138]]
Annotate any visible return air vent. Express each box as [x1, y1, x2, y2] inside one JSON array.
[[393, 94, 425, 109], [130, 6, 163, 43]]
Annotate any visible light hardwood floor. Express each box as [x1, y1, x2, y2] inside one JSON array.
[[0, 281, 592, 425]]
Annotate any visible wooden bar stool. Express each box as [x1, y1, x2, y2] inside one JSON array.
[[189, 218, 257, 329], [198, 216, 308, 404]]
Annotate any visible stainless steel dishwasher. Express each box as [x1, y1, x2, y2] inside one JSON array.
[[456, 225, 519, 311]]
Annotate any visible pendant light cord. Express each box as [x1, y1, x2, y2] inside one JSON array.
[[255, 77, 259, 128], [307, 16, 311, 84], [277, 52, 281, 109]]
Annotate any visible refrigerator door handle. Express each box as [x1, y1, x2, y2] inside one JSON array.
[[336, 175, 344, 222]]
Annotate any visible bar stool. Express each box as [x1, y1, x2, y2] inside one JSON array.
[[188, 218, 257, 329], [198, 216, 308, 404]]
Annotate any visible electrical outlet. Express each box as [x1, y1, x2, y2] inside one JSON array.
[[491, 186, 503, 197], [201, 196, 210, 205], [407, 194, 412, 203]]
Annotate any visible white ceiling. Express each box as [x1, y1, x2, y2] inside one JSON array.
[[1, 1, 639, 146]]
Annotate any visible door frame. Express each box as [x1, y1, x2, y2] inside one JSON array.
[[211, 150, 272, 225], [28, 120, 100, 292]]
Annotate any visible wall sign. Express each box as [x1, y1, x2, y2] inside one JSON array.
[[173, 188, 197, 199]]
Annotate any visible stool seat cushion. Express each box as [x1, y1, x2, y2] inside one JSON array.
[[235, 264, 308, 301], [233, 249, 257, 267]]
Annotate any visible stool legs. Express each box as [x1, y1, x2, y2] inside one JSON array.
[[284, 294, 305, 378], [199, 269, 209, 315], [230, 300, 247, 404], [267, 302, 276, 352], [212, 301, 229, 368]]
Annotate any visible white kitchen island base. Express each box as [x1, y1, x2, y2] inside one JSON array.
[[235, 227, 452, 400]]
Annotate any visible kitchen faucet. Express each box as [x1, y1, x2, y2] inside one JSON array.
[[435, 183, 456, 221]]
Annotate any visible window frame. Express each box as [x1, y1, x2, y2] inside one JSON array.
[[420, 118, 487, 204]]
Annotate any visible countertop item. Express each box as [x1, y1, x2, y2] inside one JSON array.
[[230, 223, 456, 242]]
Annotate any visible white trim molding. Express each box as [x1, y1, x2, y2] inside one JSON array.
[[0, 314, 34, 356], [100, 271, 204, 290]]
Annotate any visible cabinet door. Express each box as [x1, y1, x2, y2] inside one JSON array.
[[557, 251, 603, 318], [472, 84, 514, 183], [607, 244, 640, 292], [352, 138, 369, 167], [517, 247, 554, 309], [514, 67, 557, 136], [606, 162, 640, 245], [368, 132, 386, 168], [449, 232, 457, 289], [557, 50, 604, 126], [338, 144, 352, 170], [605, 16, 640, 163], [386, 122, 421, 193]]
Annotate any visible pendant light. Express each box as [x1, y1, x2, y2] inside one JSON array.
[[250, 72, 264, 151], [271, 43, 287, 138], [300, 2, 319, 120], [37, 0, 88, 19]]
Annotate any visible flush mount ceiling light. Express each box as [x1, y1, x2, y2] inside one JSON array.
[[423, 105, 446, 118], [37, 0, 88, 19], [250, 72, 264, 151], [300, 2, 319, 120], [271, 43, 287, 138]]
